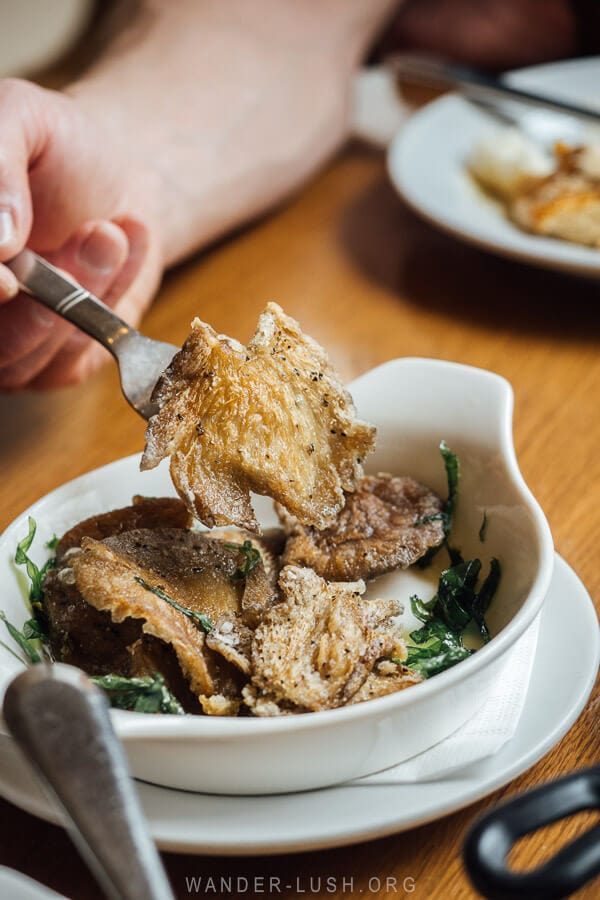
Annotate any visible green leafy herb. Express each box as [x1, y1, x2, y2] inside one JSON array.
[[0, 637, 29, 666], [15, 517, 56, 605], [404, 553, 502, 678], [45, 534, 59, 551], [22, 618, 46, 640], [14, 517, 55, 645], [410, 594, 436, 623], [436, 558, 482, 630], [417, 441, 461, 568], [0, 612, 41, 665], [134, 576, 213, 633], [472, 558, 501, 642], [224, 540, 261, 580], [479, 511, 488, 543], [91, 672, 185, 715], [440, 439, 459, 526], [1, 519, 56, 664], [397, 619, 472, 678]]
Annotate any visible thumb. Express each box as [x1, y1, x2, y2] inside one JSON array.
[[45, 219, 130, 300], [0, 81, 37, 262], [0, 157, 31, 299], [0, 80, 42, 301]]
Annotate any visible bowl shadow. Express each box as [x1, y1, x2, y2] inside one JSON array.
[[337, 172, 600, 344]]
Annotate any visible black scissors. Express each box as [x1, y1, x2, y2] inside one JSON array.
[[464, 765, 600, 899]]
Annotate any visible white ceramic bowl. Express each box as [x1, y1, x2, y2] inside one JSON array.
[[0, 359, 554, 794]]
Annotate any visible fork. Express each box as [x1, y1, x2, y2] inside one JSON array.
[[7, 249, 178, 419]]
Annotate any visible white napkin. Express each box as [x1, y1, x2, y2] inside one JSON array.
[[351, 67, 413, 148], [352, 615, 540, 784]]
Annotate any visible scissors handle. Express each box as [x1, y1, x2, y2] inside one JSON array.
[[464, 765, 600, 900]]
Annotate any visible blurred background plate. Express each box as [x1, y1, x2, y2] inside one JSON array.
[[0, 867, 65, 899], [388, 57, 600, 277], [0, 0, 93, 78]]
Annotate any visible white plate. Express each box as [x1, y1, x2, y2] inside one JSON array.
[[388, 57, 600, 277], [0, 358, 554, 795], [0, 868, 65, 900], [0, 554, 596, 856]]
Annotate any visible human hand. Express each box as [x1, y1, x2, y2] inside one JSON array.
[[0, 78, 162, 391], [0, 0, 401, 395]]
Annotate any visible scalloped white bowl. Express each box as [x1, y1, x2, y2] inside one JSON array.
[[0, 359, 554, 794]]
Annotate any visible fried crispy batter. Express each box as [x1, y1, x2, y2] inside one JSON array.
[[67, 528, 274, 713], [70, 540, 211, 700], [141, 303, 375, 532], [243, 565, 405, 715], [206, 615, 253, 675], [46, 498, 194, 698], [347, 659, 423, 705], [278, 474, 445, 581]]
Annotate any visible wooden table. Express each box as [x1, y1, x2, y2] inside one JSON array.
[[0, 139, 599, 898]]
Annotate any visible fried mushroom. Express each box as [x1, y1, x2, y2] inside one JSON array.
[[346, 659, 423, 705], [55, 495, 191, 559], [204, 527, 281, 626], [56, 527, 274, 714], [141, 303, 375, 532], [278, 474, 445, 581], [242, 565, 405, 715]]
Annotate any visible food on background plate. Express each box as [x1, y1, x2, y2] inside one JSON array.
[[468, 127, 554, 199], [1, 307, 501, 716], [142, 302, 375, 532], [468, 127, 600, 248]]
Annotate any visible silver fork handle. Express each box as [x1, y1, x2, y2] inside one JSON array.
[[3, 665, 175, 900], [7, 249, 138, 358]]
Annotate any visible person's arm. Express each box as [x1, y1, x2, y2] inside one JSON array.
[[0, 0, 397, 391], [71, 0, 398, 265]]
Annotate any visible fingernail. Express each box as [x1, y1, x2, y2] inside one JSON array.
[[76, 223, 122, 274], [0, 208, 15, 248], [0, 264, 19, 299]]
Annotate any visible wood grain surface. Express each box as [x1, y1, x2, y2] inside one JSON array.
[[0, 116, 599, 899]]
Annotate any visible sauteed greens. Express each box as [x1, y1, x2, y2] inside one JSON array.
[[90, 673, 184, 715], [224, 540, 261, 580], [398, 555, 501, 678], [402, 444, 501, 678], [134, 575, 213, 634]]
